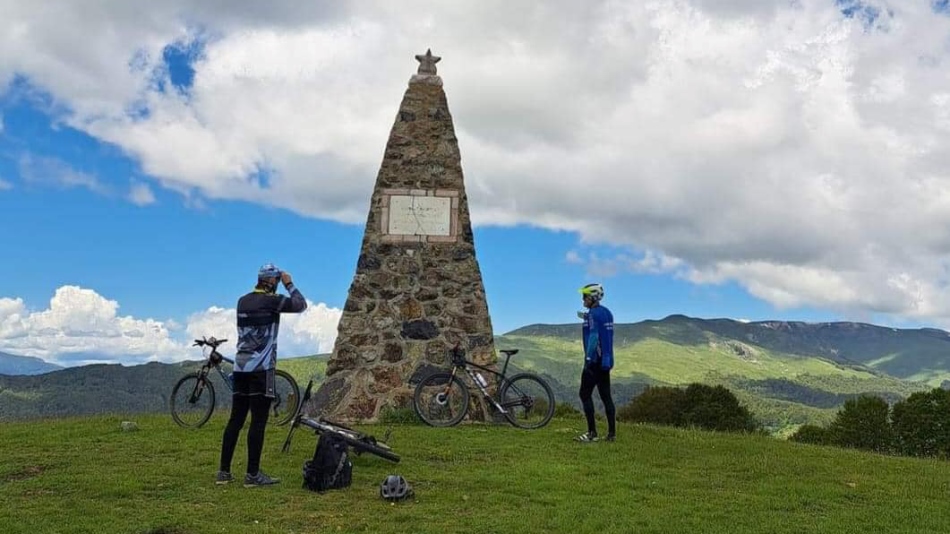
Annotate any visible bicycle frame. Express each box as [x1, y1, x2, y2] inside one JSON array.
[[448, 353, 517, 415], [192, 348, 234, 398], [413, 345, 554, 429], [172, 336, 301, 429], [281, 380, 400, 463]]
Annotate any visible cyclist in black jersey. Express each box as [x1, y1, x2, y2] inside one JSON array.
[[216, 263, 307, 487]]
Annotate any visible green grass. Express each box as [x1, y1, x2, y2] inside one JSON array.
[[3, 414, 950, 533]]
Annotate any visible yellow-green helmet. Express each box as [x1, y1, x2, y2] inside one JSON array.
[[579, 283, 604, 302]]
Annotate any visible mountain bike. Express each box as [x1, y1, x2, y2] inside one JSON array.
[[281, 380, 400, 463], [412, 344, 555, 429], [169, 337, 300, 429]]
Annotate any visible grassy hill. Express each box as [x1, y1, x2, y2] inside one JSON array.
[[0, 356, 329, 423], [2, 413, 949, 533], [277, 354, 328, 385], [0, 361, 204, 421]]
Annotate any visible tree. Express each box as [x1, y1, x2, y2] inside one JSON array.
[[827, 395, 893, 453], [891, 388, 950, 458]]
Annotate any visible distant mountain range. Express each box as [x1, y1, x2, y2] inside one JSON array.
[[0, 351, 63, 376], [507, 315, 950, 383], [3, 315, 950, 432]]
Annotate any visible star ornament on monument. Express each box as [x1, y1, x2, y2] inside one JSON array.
[[415, 48, 441, 75]]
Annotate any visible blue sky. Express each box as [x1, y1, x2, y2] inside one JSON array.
[[2, 1, 949, 366]]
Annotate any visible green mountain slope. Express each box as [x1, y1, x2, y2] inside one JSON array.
[[509, 315, 950, 383], [0, 356, 329, 422]]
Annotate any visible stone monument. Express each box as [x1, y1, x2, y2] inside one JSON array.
[[308, 49, 496, 422]]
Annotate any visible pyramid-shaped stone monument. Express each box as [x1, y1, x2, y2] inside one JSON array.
[[308, 50, 496, 422]]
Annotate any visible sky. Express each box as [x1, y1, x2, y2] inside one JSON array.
[[2, 0, 950, 367]]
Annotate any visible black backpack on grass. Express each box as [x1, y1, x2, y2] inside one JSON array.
[[302, 432, 352, 492]]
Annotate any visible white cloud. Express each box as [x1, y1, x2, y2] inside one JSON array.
[[0, 286, 182, 365], [3, 1, 950, 323], [571, 250, 685, 278], [0, 286, 341, 367], [17, 154, 110, 196], [128, 182, 156, 206], [0, 178, 11, 191]]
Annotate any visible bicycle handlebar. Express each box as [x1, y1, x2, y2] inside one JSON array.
[[193, 337, 228, 348]]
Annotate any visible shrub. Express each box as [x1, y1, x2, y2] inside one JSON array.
[[552, 402, 582, 419], [679, 384, 759, 433], [789, 424, 831, 445], [617, 385, 684, 426], [891, 387, 950, 458], [618, 383, 758, 433], [827, 395, 893, 453]]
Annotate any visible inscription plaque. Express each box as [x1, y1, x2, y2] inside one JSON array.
[[388, 195, 452, 236]]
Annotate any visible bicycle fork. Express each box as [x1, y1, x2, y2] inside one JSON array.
[[189, 374, 208, 404]]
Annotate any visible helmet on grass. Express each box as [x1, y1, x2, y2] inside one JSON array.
[[579, 283, 604, 303], [379, 475, 413, 501]]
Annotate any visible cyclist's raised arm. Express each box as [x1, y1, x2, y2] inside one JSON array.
[[278, 271, 307, 313]]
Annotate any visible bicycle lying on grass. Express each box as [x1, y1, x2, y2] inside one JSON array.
[[281, 380, 400, 463], [169, 337, 300, 429], [412, 344, 555, 429]]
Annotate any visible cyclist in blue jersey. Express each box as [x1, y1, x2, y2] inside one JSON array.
[[575, 283, 616, 442], [216, 264, 307, 487]]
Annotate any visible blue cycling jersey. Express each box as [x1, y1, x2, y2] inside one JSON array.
[[582, 305, 614, 371]]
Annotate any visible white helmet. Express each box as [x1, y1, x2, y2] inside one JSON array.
[[579, 283, 604, 302]]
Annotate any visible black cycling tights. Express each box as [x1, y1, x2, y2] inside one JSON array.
[[220, 394, 272, 475], [579, 367, 616, 437]]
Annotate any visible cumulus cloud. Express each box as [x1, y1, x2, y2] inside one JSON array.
[[3, 1, 950, 323], [0, 286, 182, 365], [0, 286, 341, 367]]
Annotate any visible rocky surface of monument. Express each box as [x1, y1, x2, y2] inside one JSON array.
[[309, 50, 496, 421]]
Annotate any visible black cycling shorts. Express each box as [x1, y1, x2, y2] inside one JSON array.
[[232, 369, 276, 398]]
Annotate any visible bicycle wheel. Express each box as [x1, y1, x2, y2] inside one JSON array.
[[271, 370, 300, 426], [499, 373, 555, 429], [170, 373, 216, 428], [412, 372, 470, 427]]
